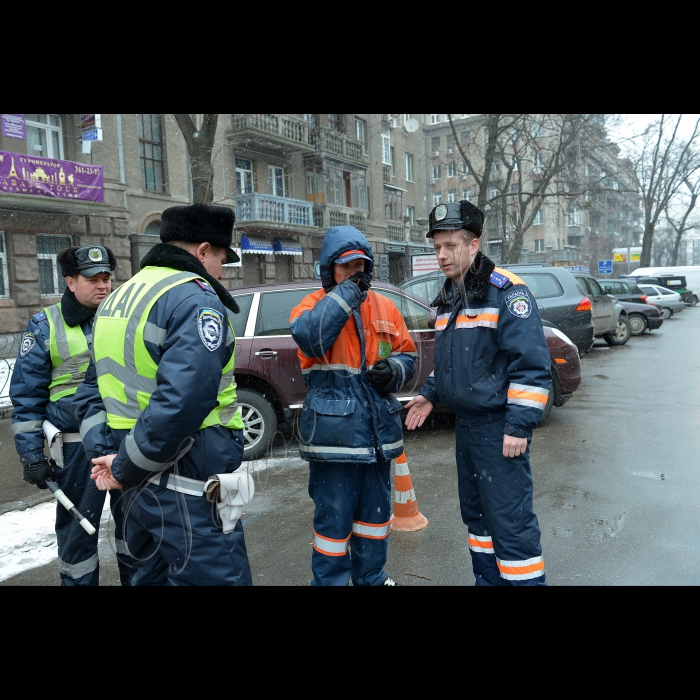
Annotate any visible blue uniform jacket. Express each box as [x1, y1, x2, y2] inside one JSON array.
[[10, 307, 92, 466], [74, 273, 241, 486], [419, 253, 552, 438], [290, 226, 417, 463]]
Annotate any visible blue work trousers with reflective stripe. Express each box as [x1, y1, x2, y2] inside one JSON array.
[[55, 442, 133, 586], [455, 411, 546, 587], [308, 457, 391, 587], [121, 483, 252, 586]]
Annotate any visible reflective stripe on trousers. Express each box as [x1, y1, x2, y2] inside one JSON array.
[[313, 531, 350, 557], [352, 520, 391, 540]]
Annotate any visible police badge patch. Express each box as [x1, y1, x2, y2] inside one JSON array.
[[198, 308, 224, 352], [435, 204, 448, 221], [20, 332, 37, 357], [89, 248, 103, 262], [505, 289, 532, 318]]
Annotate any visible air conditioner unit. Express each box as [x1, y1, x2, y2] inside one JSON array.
[[459, 174, 467, 180], [447, 148, 453, 154], [389, 118, 398, 130], [432, 151, 440, 157], [429, 178, 438, 184]]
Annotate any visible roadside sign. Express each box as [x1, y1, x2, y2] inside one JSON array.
[[598, 259, 613, 275], [81, 128, 102, 142], [412, 254, 439, 276]]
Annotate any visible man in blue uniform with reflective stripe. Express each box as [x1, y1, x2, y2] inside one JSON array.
[[10, 245, 133, 586], [405, 201, 550, 586], [74, 203, 253, 586]]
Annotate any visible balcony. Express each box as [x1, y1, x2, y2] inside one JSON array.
[[234, 192, 316, 233], [309, 127, 365, 163], [383, 166, 391, 184], [386, 224, 405, 242], [312, 204, 367, 232], [410, 227, 427, 244], [227, 114, 316, 154]]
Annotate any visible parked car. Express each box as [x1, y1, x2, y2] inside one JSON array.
[[569, 272, 631, 346], [635, 283, 685, 318], [497, 264, 596, 356], [597, 278, 651, 305], [615, 300, 664, 336], [230, 280, 582, 458]]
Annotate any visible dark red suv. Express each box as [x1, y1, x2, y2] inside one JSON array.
[[229, 281, 581, 459]]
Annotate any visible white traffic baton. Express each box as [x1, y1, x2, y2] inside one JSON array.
[[45, 479, 96, 535]]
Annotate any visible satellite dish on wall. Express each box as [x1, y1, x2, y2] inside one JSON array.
[[404, 118, 420, 133]]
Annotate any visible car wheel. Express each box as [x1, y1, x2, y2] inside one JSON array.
[[237, 388, 278, 461], [604, 315, 631, 346], [628, 313, 648, 336], [661, 307, 672, 320], [691, 296, 698, 307]]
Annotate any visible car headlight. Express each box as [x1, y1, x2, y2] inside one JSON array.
[[551, 327, 576, 347]]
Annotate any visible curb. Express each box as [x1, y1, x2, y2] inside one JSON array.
[[0, 404, 13, 420], [0, 492, 54, 517]]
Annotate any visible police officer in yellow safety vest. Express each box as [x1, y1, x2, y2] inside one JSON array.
[[74, 203, 253, 586], [10, 245, 134, 586]]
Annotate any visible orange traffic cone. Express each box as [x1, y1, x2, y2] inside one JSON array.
[[390, 450, 428, 532]]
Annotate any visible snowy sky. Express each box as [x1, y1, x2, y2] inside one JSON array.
[[609, 114, 700, 154]]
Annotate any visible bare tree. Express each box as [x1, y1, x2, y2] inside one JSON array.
[[172, 114, 219, 205], [447, 114, 607, 263], [664, 151, 700, 265], [633, 114, 700, 267]]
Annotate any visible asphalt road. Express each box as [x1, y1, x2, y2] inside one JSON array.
[[2, 307, 699, 585]]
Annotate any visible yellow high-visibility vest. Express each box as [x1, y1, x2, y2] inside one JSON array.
[[45, 304, 91, 402]]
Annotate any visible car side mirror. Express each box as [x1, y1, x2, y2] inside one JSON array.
[[428, 308, 437, 329]]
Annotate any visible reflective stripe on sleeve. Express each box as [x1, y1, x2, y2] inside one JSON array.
[[143, 322, 167, 347], [125, 432, 172, 473], [507, 383, 549, 409], [352, 520, 391, 540], [434, 313, 451, 331], [12, 420, 44, 436], [382, 439, 404, 452], [301, 363, 362, 375], [455, 308, 499, 329], [80, 410, 107, 441], [468, 532, 495, 554], [327, 291, 353, 316], [497, 555, 545, 580], [313, 531, 351, 557]]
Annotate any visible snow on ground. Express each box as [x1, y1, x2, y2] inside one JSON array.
[[0, 454, 306, 581]]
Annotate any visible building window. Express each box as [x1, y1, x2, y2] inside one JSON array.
[[430, 114, 440, 124], [138, 114, 165, 193], [355, 118, 367, 152], [567, 207, 581, 226], [534, 239, 545, 252], [24, 114, 63, 160], [390, 146, 396, 177], [405, 153, 414, 183], [324, 164, 367, 210], [0, 232, 8, 299], [403, 114, 411, 124], [461, 130, 470, 146], [328, 114, 341, 132], [447, 162, 456, 177], [448, 190, 457, 203], [533, 151, 544, 174], [37, 234, 72, 297], [532, 121, 544, 138], [384, 189, 402, 221], [533, 209, 544, 225], [446, 134, 455, 152], [303, 114, 317, 128], [433, 194, 443, 207], [406, 206, 415, 226], [381, 124, 391, 165], [490, 186, 499, 200], [236, 158, 253, 194], [307, 169, 324, 204], [431, 137, 440, 155], [463, 188, 472, 202], [431, 165, 441, 180], [461, 159, 469, 176], [269, 166, 284, 197]]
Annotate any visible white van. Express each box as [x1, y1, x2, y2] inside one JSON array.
[[628, 266, 700, 305]]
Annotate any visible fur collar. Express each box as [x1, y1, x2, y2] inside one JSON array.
[[61, 288, 96, 327], [433, 251, 496, 306], [140, 243, 239, 314]]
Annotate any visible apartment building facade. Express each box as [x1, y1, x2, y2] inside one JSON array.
[[0, 113, 429, 344]]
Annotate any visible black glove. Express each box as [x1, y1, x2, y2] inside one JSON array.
[[365, 360, 396, 392], [348, 271, 372, 294], [23, 459, 54, 490]]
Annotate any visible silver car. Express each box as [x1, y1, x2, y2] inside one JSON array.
[[637, 284, 685, 318]]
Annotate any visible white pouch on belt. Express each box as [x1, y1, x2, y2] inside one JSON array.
[[42, 420, 64, 468], [204, 470, 255, 534]]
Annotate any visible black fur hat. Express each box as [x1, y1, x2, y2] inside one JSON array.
[[160, 203, 238, 262], [58, 246, 117, 278], [427, 200, 484, 239]]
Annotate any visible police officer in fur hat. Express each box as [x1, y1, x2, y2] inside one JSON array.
[[74, 203, 253, 586], [10, 244, 134, 585], [405, 200, 551, 586]]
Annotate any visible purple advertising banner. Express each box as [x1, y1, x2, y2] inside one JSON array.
[[1, 114, 26, 139], [0, 150, 104, 202]]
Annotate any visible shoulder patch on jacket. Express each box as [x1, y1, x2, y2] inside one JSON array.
[[489, 271, 509, 288], [20, 332, 38, 357], [193, 279, 215, 294], [198, 308, 224, 351], [32, 311, 47, 323], [505, 289, 532, 318]]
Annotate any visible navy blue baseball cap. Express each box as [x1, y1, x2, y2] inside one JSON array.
[[334, 249, 372, 264]]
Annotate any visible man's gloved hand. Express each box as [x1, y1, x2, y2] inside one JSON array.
[[348, 271, 372, 294], [23, 459, 54, 490], [365, 359, 396, 392]]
